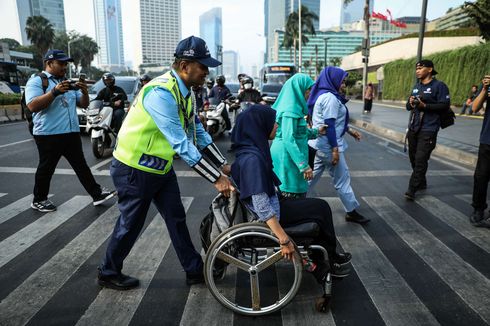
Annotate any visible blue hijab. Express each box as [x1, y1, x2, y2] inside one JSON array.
[[231, 105, 281, 199], [307, 66, 349, 116]]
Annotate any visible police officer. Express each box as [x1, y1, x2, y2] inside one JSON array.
[[405, 60, 450, 200], [97, 36, 234, 290], [25, 50, 116, 212], [94, 73, 128, 133]]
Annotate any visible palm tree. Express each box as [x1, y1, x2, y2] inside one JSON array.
[[281, 5, 318, 67], [78, 35, 99, 77], [25, 16, 55, 57], [463, 0, 490, 41]]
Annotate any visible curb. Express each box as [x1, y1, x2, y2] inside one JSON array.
[[350, 118, 477, 167], [0, 105, 23, 123]]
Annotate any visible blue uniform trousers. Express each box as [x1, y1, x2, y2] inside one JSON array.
[[100, 158, 202, 276], [307, 150, 360, 213]]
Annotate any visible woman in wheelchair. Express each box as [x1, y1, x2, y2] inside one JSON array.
[[230, 104, 352, 284]]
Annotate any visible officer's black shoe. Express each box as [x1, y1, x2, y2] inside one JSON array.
[[97, 272, 139, 290], [332, 252, 352, 266], [186, 271, 205, 286], [470, 210, 485, 226], [404, 189, 416, 201], [330, 262, 351, 278], [345, 210, 370, 224]]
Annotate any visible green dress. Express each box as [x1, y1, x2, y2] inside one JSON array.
[[271, 74, 317, 194]]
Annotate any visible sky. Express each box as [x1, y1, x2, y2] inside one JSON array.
[[1, 0, 470, 74]]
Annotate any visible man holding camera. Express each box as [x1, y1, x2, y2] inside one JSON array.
[[25, 50, 116, 212], [469, 75, 490, 227], [405, 60, 450, 200]]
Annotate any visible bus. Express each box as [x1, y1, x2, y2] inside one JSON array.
[[259, 62, 296, 104], [0, 61, 21, 93]]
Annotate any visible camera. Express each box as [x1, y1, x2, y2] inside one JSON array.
[[412, 96, 420, 106], [67, 80, 80, 91]]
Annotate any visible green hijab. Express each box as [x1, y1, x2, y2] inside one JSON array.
[[272, 73, 315, 119]]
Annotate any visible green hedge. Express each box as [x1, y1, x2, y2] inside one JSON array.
[[383, 42, 490, 105], [0, 93, 22, 105]]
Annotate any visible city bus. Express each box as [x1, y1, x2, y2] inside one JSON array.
[[0, 61, 21, 93], [259, 62, 296, 104]]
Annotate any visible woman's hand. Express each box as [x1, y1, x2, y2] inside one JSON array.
[[303, 167, 313, 180], [349, 129, 362, 141], [332, 148, 339, 166], [279, 237, 295, 261]]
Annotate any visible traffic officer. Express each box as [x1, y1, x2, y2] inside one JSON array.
[[97, 36, 234, 290], [405, 60, 450, 200]]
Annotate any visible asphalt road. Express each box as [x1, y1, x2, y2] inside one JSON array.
[[0, 121, 488, 326]]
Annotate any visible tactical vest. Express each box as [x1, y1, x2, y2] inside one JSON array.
[[113, 71, 193, 174]]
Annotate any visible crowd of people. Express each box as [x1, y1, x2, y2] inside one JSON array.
[[23, 35, 490, 292]]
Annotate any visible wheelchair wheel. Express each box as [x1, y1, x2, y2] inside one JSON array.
[[204, 223, 303, 316]]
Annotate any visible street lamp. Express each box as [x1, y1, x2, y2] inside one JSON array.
[[416, 0, 429, 63], [216, 44, 223, 75], [298, 0, 302, 72], [323, 37, 330, 67], [67, 39, 76, 79]]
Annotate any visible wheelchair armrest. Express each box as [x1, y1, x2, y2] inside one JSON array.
[[283, 222, 320, 239]]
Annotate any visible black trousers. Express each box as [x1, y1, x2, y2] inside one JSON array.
[[407, 130, 437, 191], [279, 197, 337, 259], [112, 109, 125, 134], [33, 132, 101, 202], [472, 143, 490, 211], [364, 99, 373, 112]]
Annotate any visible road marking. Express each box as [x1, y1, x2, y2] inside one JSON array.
[[0, 122, 25, 127], [0, 196, 91, 269], [324, 197, 439, 326], [0, 194, 52, 225], [416, 196, 490, 253], [0, 138, 33, 149], [179, 266, 236, 326], [76, 197, 193, 326], [456, 194, 472, 204], [0, 193, 6, 198], [90, 158, 112, 171], [0, 204, 120, 326], [363, 196, 490, 324]]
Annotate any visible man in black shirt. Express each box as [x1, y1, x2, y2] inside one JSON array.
[[405, 60, 450, 200], [208, 75, 232, 130], [469, 75, 490, 227], [95, 73, 128, 133]]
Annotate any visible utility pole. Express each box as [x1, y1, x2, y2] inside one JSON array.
[[361, 0, 370, 99], [416, 0, 429, 63], [298, 0, 302, 72]]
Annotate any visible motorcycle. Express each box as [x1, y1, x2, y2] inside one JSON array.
[[87, 93, 126, 158], [205, 97, 234, 138]]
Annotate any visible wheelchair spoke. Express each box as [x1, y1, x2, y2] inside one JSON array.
[[255, 250, 283, 273], [250, 270, 261, 311], [216, 251, 250, 272]]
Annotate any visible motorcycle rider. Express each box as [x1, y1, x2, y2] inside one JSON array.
[[208, 75, 232, 130], [140, 74, 151, 86], [237, 75, 262, 106], [94, 73, 128, 133]]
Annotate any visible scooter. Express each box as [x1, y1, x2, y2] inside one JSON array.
[[205, 97, 231, 138]]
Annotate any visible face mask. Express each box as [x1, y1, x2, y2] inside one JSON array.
[[244, 83, 252, 89]]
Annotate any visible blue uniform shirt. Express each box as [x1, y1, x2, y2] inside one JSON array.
[[408, 79, 450, 133], [25, 71, 82, 135], [142, 70, 213, 167], [479, 87, 490, 145]]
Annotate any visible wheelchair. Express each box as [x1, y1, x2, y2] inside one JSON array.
[[203, 219, 333, 316]]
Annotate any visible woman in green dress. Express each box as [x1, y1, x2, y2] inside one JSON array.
[[271, 73, 325, 198]]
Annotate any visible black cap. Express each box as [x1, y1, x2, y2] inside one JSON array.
[[416, 59, 438, 75], [174, 36, 221, 68], [43, 49, 74, 62]]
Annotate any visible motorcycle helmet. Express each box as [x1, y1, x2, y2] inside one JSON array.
[[216, 75, 225, 85], [241, 76, 254, 90], [102, 73, 115, 87], [140, 74, 151, 84], [237, 73, 247, 83], [206, 78, 214, 88]]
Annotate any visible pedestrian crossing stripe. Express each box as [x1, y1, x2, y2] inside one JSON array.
[[0, 193, 488, 325]]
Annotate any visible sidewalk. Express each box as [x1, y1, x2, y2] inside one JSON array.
[[348, 100, 483, 167]]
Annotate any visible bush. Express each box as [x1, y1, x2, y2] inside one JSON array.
[[0, 93, 22, 105], [383, 42, 490, 105]]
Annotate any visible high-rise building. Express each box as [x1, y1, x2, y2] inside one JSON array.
[[427, 6, 472, 31], [11, 0, 66, 45], [93, 0, 125, 72], [222, 50, 238, 81], [341, 0, 374, 25], [199, 8, 222, 61], [128, 0, 181, 72], [264, 0, 286, 63], [285, 0, 321, 30]]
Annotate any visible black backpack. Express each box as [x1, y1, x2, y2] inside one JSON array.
[[21, 73, 49, 135], [440, 107, 456, 129]]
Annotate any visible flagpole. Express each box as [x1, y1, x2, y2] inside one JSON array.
[[362, 0, 370, 99]]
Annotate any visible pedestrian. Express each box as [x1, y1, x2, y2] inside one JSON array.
[[363, 82, 374, 113], [97, 36, 234, 290], [460, 84, 478, 115], [231, 105, 351, 281], [270, 73, 324, 198], [94, 73, 128, 133], [25, 49, 116, 213], [307, 67, 370, 225], [404, 59, 451, 200], [469, 74, 490, 227]]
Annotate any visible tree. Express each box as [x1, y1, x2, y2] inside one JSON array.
[[463, 0, 490, 41], [316, 60, 325, 75], [303, 60, 311, 76], [52, 31, 99, 78], [0, 38, 21, 49], [25, 16, 55, 58], [78, 35, 99, 77], [329, 57, 342, 67], [281, 5, 319, 66]]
